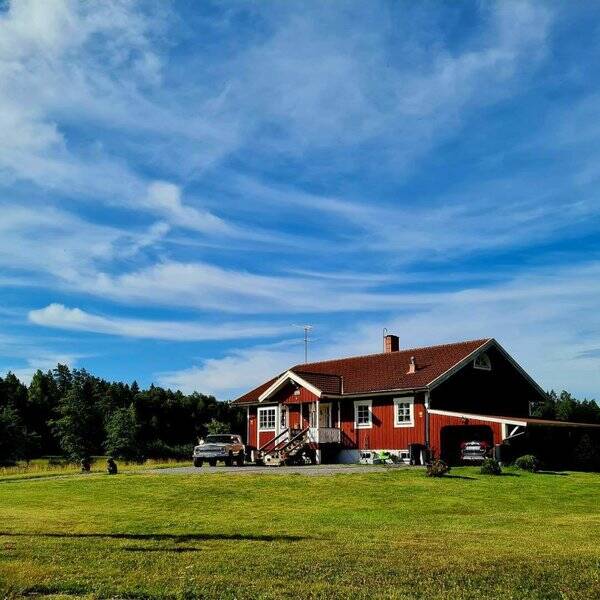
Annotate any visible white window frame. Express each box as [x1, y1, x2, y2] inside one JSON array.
[[258, 406, 277, 432], [354, 399, 372, 429], [393, 396, 414, 428]]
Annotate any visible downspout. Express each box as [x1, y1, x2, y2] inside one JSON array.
[[424, 390, 430, 455]]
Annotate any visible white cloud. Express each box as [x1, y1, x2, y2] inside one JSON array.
[[157, 346, 298, 398], [0, 0, 238, 238], [0, 330, 81, 385], [0, 202, 168, 282], [217, 1, 552, 168], [143, 181, 234, 236], [157, 261, 600, 398], [28, 303, 289, 341]]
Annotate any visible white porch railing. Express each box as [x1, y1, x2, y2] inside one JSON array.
[[308, 427, 341, 444]]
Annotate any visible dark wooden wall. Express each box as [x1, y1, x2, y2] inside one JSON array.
[[430, 346, 541, 417]]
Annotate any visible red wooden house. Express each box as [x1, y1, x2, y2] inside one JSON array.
[[233, 336, 599, 465]]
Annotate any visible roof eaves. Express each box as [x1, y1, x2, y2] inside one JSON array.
[[322, 385, 428, 399]]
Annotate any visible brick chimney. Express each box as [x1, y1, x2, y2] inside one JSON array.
[[384, 334, 400, 353], [407, 356, 416, 374]]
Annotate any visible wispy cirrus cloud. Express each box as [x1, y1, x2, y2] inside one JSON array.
[[28, 303, 290, 341], [158, 260, 600, 397], [2, 0, 600, 400]]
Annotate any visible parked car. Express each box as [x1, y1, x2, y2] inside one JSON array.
[[460, 440, 490, 463], [193, 434, 245, 467]]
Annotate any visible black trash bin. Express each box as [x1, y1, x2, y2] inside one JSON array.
[[409, 443, 426, 465]]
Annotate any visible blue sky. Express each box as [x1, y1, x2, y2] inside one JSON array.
[[1, 0, 600, 399]]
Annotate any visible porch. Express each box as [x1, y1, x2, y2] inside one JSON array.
[[255, 400, 343, 465]]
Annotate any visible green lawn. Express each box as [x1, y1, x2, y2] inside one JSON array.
[[0, 458, 190, 482], [0, 467, 599, 599]]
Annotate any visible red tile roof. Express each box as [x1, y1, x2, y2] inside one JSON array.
[[233, 338, 491, 404]]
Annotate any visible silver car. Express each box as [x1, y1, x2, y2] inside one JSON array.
[[193, 434, 245, 467]]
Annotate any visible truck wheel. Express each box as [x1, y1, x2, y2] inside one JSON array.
[[224, 453, 233, 467], [193, 458, 203, 468], [236, 451, 245, 467], [208, 459, 217, 467]]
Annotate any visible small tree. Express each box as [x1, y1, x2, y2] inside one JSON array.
[[206, 418, 229, 435], [52, 383, 97, 461], [104, 405, 140, 461], [0, 406, 27, 465]]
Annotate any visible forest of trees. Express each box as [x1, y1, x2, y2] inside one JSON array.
[[531, 389, 600, 424], [1, 364, 599, 467], [0, 365, 244, 465]]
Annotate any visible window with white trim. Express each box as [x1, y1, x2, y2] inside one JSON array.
[[394, 397, 414, 427], [354, 400, 372, 429], [258, 407, 276, 431]]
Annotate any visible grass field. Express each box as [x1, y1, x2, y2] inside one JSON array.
[[1, 467, 599, 599], [0, 458, 190, 482]]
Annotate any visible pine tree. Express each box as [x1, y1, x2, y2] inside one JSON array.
[[28, 370, 59, 453], [52, 382, 98, 461], [53, 364, 73, 398], [0, 404, 34, 464]]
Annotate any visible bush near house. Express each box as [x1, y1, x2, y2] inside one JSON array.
[[426, 459, 450, 477], [515, 454, 541, 472], [480, 457, 502, 475]]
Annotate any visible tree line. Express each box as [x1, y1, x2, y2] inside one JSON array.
[[0, 365, 243, 465], [531, 389, 600, 424]]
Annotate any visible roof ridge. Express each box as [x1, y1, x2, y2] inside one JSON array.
[[291, 338, 492, 369]]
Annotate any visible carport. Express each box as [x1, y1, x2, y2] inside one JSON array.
[[439, 424, 494, 464], [429, 409, 600, 465]]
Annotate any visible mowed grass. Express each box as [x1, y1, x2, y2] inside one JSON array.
[[0, 468, 599, 599], [0, 458, 190, 481]]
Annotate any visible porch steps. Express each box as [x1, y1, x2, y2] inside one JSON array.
[[258, 427, 311, 466]]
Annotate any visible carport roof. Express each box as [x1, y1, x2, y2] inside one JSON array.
[[428, 409, 600, 429]]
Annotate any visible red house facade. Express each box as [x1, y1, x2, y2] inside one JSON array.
[[233, 337, 597, 465]]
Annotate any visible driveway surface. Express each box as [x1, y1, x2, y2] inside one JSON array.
[[148, 464, 414, 476]]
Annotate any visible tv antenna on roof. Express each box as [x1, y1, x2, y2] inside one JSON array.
[[293, 324, 313, 363]]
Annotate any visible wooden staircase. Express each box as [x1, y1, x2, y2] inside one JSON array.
[[257, 427, 312, 466]]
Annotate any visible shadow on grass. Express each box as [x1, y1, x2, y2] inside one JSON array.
[[123, 545, 202, 553], [537, 471, 569, 476], [444, 475, 476, 480], [0, 531, 307, 542]]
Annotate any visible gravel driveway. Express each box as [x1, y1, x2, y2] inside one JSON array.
[[148, 464, 413, 476]]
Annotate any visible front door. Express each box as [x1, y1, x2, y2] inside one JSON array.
[[319, 403, 331, 428], [279, 405, 289, 441]]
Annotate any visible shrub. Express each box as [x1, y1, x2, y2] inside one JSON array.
[[515, 454, 540, 472], [572, 434, 600, 472], [480, 457, 502, 475], [426, 459, 450, 477], [144, 440, 192, 460]]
